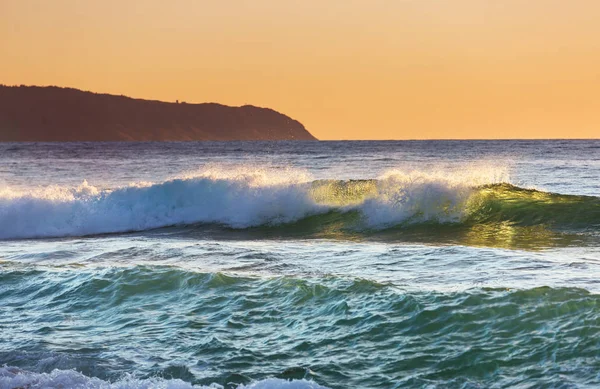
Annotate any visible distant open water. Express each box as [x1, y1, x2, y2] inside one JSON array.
[[1, 140, 599, 388]]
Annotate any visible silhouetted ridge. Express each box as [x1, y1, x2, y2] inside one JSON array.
[[0, 85, 316, 141]]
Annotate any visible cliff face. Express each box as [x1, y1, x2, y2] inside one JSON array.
[[0, 85, 316, 141]]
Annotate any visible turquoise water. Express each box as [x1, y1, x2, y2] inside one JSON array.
[[1, 141, 599, 388]]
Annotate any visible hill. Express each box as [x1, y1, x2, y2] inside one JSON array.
[[0, 85, 316, 141]]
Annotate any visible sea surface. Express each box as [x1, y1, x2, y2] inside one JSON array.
[[1, 140, 599, 389]]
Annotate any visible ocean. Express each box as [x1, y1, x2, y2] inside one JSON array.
[[1, 140, 599, 389]]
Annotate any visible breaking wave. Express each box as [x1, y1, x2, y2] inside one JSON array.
[[1, 167, 598, 240]]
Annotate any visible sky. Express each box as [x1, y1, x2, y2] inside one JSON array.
[[1, 0, 599, 140]]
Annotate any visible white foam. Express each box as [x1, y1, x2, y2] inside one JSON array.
[[359, 169, 503, 227], [0, 166, 509, 239], [0, 171, 323, 239], [0, 367, 328, 389]]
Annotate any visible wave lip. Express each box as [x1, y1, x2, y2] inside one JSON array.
[[1, 167, 597, 240]]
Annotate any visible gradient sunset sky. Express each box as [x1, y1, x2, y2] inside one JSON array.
[[2, 0, 599, 140]]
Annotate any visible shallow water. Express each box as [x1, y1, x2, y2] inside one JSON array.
[[1, 140, 599, 388]]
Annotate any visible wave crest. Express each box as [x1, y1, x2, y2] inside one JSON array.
[[1, 167, 596, 240]]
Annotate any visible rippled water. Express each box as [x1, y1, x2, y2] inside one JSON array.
[[1, 141, 599, 388]]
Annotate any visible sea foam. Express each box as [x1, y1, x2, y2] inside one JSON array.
[[0, 367, 329, 389]]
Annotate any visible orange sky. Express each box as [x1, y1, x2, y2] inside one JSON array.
[[1, 0, 599, 140]]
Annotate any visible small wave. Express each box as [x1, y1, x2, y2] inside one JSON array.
[[1, 167, 597, 240], [0, 367, 328, 389], [1, 270, 599, 387]]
